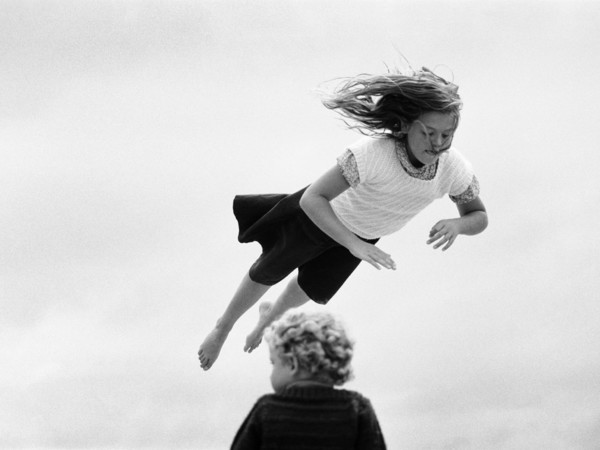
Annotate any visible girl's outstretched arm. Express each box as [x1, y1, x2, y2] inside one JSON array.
[[427, 196, 488, 251], [300, 166, 396, 270]]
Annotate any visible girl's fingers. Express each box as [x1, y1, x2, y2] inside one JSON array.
[[355, 244, 395, 270], [429, 225, 445, 237], [368, 259, 382, 270], [380, 259, 396, 270], [366, 252, 395, 270], [432, 234, 456, 250], [433, 236, 449, 249], [426, 235, 441, 245], [376, 251, 396, 270], [442, 236, 456, 251], [427, 225, 457, 250], [427, 229, 444, 244]]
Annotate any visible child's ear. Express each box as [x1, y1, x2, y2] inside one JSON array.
[[288, 355, 300, 374]]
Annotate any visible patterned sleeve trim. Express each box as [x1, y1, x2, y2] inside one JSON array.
[[336, 149, 360, 187], [450, 175, 480, 205]]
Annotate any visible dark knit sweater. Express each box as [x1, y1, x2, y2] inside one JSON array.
[[230, 386, 386, 449]]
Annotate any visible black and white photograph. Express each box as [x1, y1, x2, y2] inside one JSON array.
[[1, 1, 599, 449]]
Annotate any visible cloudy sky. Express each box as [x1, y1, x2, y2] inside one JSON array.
[[1, 1, 599, 449]]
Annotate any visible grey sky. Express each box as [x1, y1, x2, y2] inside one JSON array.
[[1, 1, 599, 449]]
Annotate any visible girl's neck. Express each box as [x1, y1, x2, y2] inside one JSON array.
[[402, 138, 425, 169]]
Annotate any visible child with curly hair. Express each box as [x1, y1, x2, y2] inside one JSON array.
[[199, 66, 488, 370], [231, 309, 386, 450]]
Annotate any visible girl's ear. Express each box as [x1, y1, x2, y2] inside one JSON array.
[[393, 119, 410, 137]]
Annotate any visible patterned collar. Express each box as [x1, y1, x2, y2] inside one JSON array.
[[394, 138, 438, 180]]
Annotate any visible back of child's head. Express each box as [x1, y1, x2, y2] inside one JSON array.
[[265, 310, 354, 386], [321, 66, 462, 137]]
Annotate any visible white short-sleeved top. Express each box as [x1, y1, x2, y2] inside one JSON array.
[[330, 136, 479, 239]]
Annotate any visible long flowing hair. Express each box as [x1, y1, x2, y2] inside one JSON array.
[[321, 67, 462, 138]]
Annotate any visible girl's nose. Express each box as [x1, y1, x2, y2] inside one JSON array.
[[432, 134, 444, 147], [429, 136, 443, 152]]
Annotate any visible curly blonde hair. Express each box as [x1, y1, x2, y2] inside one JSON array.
[[265, 311, 354, 386], [321, 66, 462, 138]]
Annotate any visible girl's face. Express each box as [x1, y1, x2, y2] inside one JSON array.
[[405, 112, 456, 167], [269, 346, 296, 393]]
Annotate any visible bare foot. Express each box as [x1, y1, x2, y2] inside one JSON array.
[[244, 302, 272, 353], [198, 327, 229, 371]]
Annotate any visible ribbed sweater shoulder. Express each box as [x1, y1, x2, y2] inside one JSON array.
[[231, 387, 386, 450]]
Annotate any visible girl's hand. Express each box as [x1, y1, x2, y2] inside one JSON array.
[[427, 219, 461, 251], [428, 196, 488, 251], [349, 240, 396, 270]]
